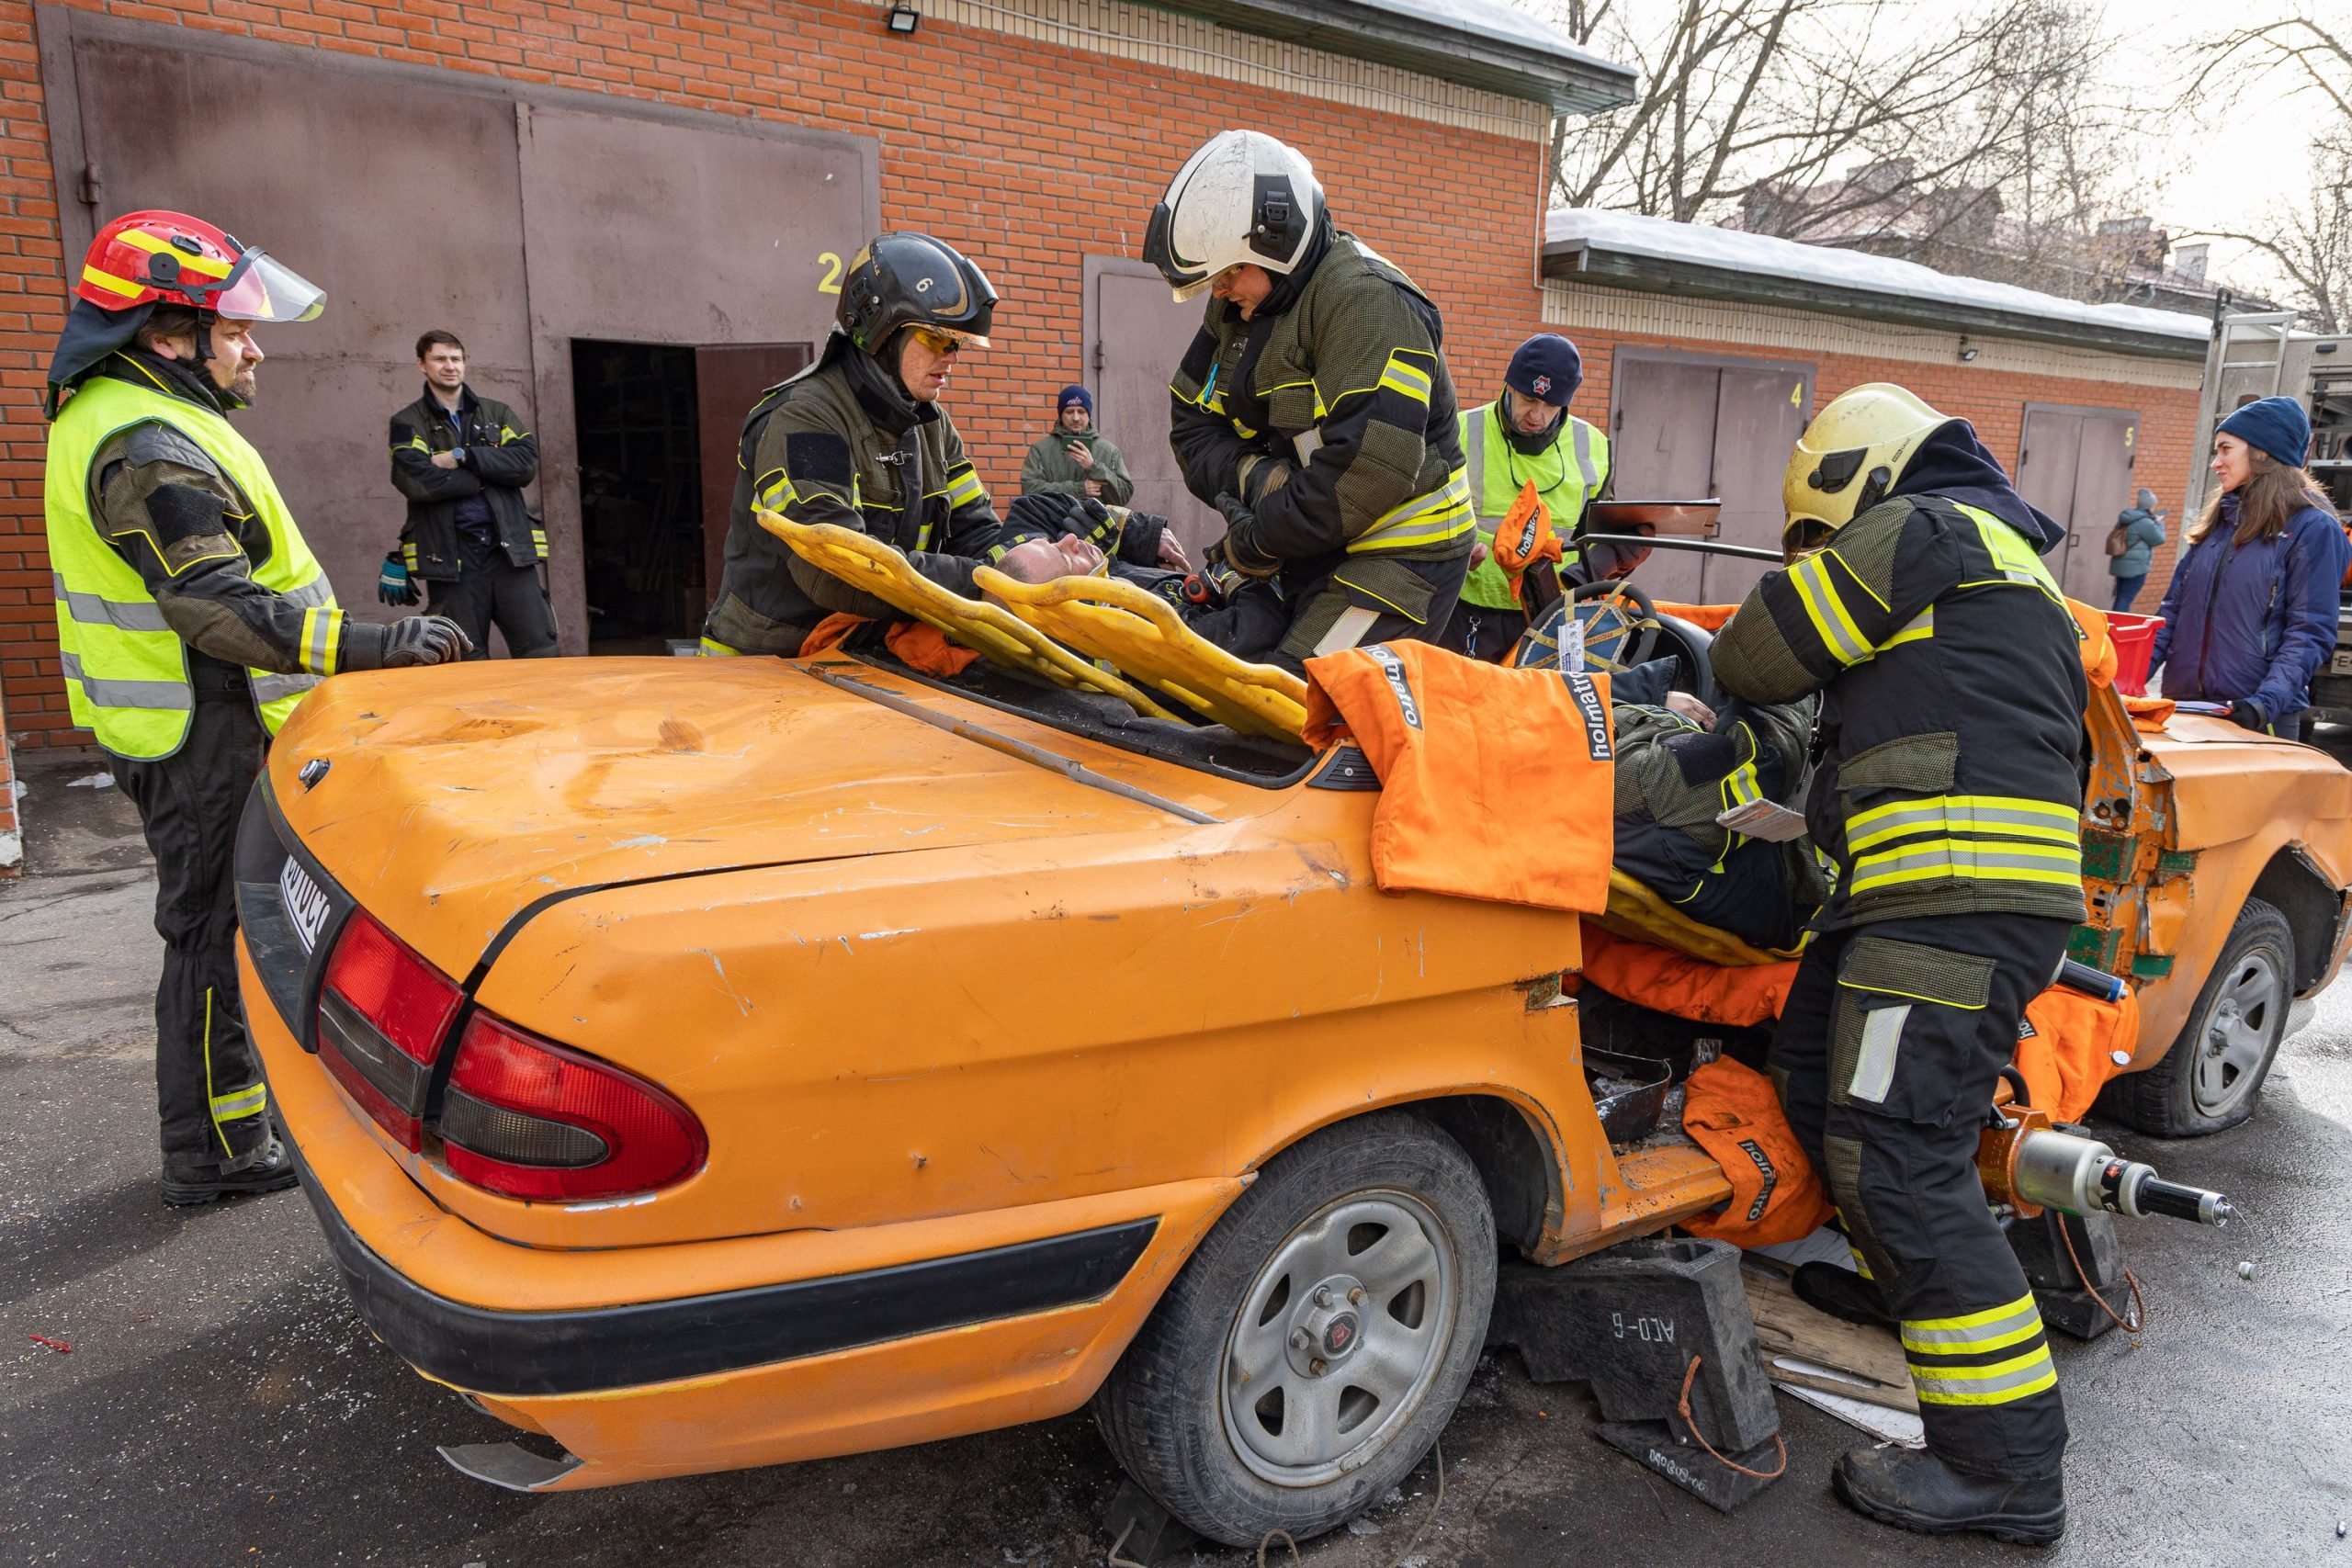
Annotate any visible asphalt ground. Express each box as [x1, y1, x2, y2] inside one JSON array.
[[4, 744, 2350, 1568]]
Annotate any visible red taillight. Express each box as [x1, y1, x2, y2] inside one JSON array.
[[313, 911, 463, 1151], [325, 915, 462, 1064], [439, 1012, 707, 1201]]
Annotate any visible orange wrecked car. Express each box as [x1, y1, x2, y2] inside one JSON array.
[[232, 530, 2352, 1545]]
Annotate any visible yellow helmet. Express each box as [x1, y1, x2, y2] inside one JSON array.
[[1781, 382, 1951, 551]]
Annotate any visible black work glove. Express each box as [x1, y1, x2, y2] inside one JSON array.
[[1004, 491, 1085, 545], [1210, 493, 1282, 579], [343, 615, 474, 671], [1236, 454, 1295, 505], [2227, 699, 2267, 731]]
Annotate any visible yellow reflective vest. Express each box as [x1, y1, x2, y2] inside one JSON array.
[[1458, 403, 1610, 611], [46, 374, 335, 760]]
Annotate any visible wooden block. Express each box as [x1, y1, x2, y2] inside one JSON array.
[[1740, 1266, 1917, 1414]]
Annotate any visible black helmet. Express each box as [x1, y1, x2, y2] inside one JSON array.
[[837, 232, 997, 355]]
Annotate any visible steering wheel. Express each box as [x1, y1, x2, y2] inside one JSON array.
[[1568, 576, 1661, 671]]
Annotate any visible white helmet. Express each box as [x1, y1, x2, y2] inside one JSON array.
[[1143, 130, 1324, 302]]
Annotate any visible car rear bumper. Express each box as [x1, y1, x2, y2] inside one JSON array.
[[279, 1122, 1159, 1399], [241, 940, 1239, 1489]]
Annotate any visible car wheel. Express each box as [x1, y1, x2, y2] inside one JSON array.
[[1091, 1110, 1496, 1549], [2098, 897, 2294, 1136]]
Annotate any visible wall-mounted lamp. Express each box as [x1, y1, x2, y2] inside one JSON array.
[[885, 4, 921, 34], [1957, 334, 1980, 363]]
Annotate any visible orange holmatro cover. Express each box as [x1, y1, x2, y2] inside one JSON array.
[[1678, 1055, 1835, 1248], [1303, 641, 1616, 913]]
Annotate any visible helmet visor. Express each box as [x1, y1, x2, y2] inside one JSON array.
[[911, 323, 990, 353], [1142, 201, 1210, 300], [208, 251, 324, 323]]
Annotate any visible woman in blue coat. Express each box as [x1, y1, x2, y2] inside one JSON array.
[[2151, 397, 2350, 739]]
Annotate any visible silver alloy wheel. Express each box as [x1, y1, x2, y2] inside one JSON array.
[[2194, 948, 2284, 1119], [1220, 1190, 1457, 1487]]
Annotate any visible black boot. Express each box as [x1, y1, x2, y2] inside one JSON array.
[[163, 1138, 300, 1207], [1832, 1447, 2065, 1546], [1792, 1261, 1897, 1328]]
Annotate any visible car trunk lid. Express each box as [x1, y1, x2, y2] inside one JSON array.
[[265, 656, 1211, 981]]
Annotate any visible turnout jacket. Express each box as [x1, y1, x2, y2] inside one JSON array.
[[1169, 234, 1471, 614], [389, 384, 541, 581], [1020, 427, 1134, 506], [1713, 493, 2088, 931], [705, 333, 1004, 655], [48, 351, 340, 756]]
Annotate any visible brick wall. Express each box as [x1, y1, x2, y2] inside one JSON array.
[[1549, 322, 2203, 603], [0, 0, 2211, 754], [0, 0, 1552, 746]]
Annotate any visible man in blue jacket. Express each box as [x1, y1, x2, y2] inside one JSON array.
[[2151, 397, 2348, 739]]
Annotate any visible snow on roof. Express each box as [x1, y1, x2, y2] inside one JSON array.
[[1345, 0, 1622, 71], [1546, 208, 2211, 344]]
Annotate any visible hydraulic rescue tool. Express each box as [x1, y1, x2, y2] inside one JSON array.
[[1978, 1082, 2236, 1228]]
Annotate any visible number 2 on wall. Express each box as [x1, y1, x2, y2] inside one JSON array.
[[817, 252, 843, 295]]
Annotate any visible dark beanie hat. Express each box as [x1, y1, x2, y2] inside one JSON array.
[[2218, 396, 2311, 469], [1505, 334, 1583, 407], [1057, 384, 1093, 415]]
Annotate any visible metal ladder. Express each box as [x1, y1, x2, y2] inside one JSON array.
[[2186, 310, 2304, 517]]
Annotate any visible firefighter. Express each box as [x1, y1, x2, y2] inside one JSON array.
[[1144, 130, 1473, 674], [701, 232, 1097, 657], [1712, 383, 2084, 1544], [44, 211, 469, 1205], [1442, 333, 1613, 661]]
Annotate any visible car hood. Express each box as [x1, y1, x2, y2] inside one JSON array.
[[266, 657, 1216, 979]]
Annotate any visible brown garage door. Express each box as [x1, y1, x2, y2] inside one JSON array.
[[49, 30, 537, 636], [2015, 405, 2141, 604], [43, 13, 878, 653], [1609, 351, 1814, 607], [1086, 256, 1224, 560]]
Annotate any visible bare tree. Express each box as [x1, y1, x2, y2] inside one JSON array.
[[2190, 17, 2352, 328], [1539, 0, 2154, 295]]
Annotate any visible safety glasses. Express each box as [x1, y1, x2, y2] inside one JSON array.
[[911, 325, 986, 355]]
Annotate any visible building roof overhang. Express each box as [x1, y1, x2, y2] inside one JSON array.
[[1161, 0, 1637, 113], [1544, 208, 2213, 362]]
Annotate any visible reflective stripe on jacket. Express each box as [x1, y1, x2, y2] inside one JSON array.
[[1458, 406, 1609, 610], [47, 375, 334, 759], [1168, 234, 1470, 568], [1712, 494, 2086, 930]]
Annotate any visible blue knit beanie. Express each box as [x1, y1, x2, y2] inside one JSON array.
[[2217, 396, 2311, 469], [1505, 334, 1583, 407], [1057, 384, 1093, 416]]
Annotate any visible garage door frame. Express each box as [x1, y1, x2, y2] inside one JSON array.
[[37, 6, 880, 654], [1605, 345, 1816, 603], [38, 6, 880, 289]]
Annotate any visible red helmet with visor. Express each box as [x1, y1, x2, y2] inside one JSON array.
[[77, 209, 323, 323]]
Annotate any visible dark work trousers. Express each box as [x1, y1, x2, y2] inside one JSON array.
[[1432, 603, 1527, 663], [1770, 911, 2074, 1480], [426, 532, 559, 660], [108, 691, 273, 1177], [1193, 550, 1469, 678]]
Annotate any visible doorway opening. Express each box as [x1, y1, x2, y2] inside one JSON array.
[[572, 340, 704, 653]]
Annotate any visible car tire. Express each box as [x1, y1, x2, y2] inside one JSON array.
[[1091, 1109, 1496, 1549], [2097, 897, 2294, 1137]]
